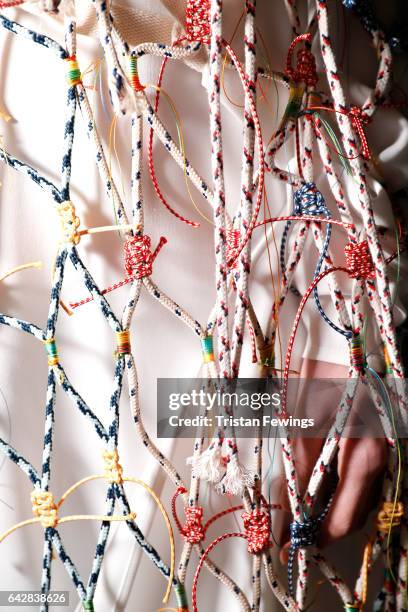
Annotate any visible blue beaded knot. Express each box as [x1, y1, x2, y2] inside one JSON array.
[[293, 182, 327, 216], [288, 516, 320, 596], [289, 517, 319, 549], [342, 0, 356, 8]]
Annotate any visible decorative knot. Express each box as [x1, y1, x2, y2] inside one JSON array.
[[377, 501, 404, 532], [201, 335, 215, 363], [31, 490, 59, 528], [65, 55, 82, 87], [44, 338, 59, 367], [349, 334, 365, 373], [124, 235, 167, 280], [289, 516, 319, 550], [344, 240, 375, 279], [116, 330, 131, 358], [293, 182, 327, 216], [349, 106, 371, 160], [285, 33, 317, 88], [185, 0, 211, 44], [342, 0, 356, 8], [56, 200, 81, 244], [242, 509, 270, 554], [102, 448, 124, 484], [128, 56, 145, 92], [182, 505, 205, 544]]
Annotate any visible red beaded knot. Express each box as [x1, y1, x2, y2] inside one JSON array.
[[285, 33, 318, 88], [185, 0, 211, 44], [344, 240, 375, 280], [172, 486, 205, 545], [242, 509, 270, 554], [124, 235, 167, 280], [349, 106, 371, 160], [182, 506, 205, 544]]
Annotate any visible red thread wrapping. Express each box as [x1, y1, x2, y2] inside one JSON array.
[[349, 106, 371, 160], [242, 509, 270, 554], [226, 228, 240, 269], [185, 0, 211, 44], [124, 235, 167, 280], [285, 33, 318, 87], [344, 240, 375, 279]]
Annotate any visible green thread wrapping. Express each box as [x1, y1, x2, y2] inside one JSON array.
[[175, 582, 188, 608], [344, 606, 361, 611], [83, 601, 94, 612], [129, 55, 138, 77], [45, 340, 58, 359], [201, 335, 214, 357]]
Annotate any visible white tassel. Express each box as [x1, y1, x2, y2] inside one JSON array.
[[216, 458, 255, 496], [187, 442, 224, 483]]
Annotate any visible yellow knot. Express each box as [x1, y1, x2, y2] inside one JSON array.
[[56, 200, 81, 244], [377, 501, 404, 532], [103, 449, 123, 484], [31, 490, 59, 528]]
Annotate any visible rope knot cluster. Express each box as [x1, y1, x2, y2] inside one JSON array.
[[182, 505, 205, 544], [344, 240, 375, 279], [293, 182, 327, 216], [242, 509, 270, 554], [377, 501, 404, 532], [31, 490, 59, 528], [124, 235, 167, 280], [289, 516, 319, 550], [56, 200, 81, 244], [102, 449, 124, 484], [285, 34, 317, 87], [185, 0, 211, 44]]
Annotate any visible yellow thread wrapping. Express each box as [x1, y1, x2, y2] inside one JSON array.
[[115, 330, 131, 356], [66, 57, 82, 87], [56, 201, 81, 244], [377, 501, 404, 532], [31, 490, 59, 528], [103, 449, 124, 484], [383, 345, 393, 375]]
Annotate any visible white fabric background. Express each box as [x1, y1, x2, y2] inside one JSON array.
[[0, 1, 406, 610]]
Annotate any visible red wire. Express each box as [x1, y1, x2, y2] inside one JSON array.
[[281, 266, 349, 415], [148, 39, 200, 228], [192, 533, 246, 612], [0, 1, 25, 7], [307, 104, 371, 160], [222, 40, 265, 269], [254, 214, 354, 233]]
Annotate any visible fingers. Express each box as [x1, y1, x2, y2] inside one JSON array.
[[318, 437, 387, 546]]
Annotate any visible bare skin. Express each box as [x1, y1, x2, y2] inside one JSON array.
[[279, 358, 387, 562]]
